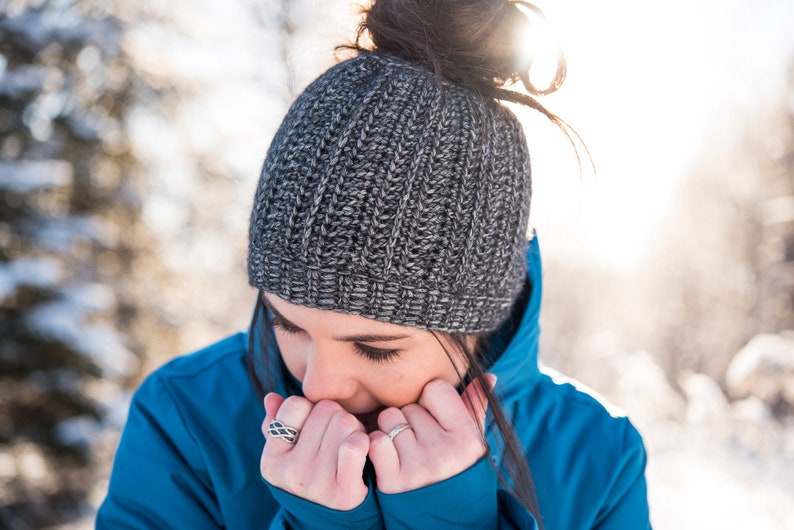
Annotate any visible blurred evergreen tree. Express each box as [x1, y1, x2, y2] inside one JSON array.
[[0, 1, 173, 527]]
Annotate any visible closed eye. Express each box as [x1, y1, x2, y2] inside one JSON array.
[[262, 294, 404, 363], [353, 343, 399, 364], [271, 314, 304, 334]]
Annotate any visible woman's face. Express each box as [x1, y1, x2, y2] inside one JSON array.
[[263, 293, 470, 431]]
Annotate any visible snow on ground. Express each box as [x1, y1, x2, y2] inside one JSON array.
[[598, 350, 794, 529], [647, 431, 794, 529]]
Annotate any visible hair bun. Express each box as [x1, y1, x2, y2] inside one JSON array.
[[358, 0, 565, 98]]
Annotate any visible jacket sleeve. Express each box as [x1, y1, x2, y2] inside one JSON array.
[[265, 477, 384, 530], [96, 374, 223, 529], [592, 418, 652, 530], [376, 457, 539, 530]]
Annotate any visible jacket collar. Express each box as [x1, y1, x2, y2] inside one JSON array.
[[486, 232, 543, 402]]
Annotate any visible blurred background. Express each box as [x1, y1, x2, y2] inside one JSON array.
[[1, 0, 793, 528]]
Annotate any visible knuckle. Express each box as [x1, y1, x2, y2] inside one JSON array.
[[338, 435, 363, 455], [331, 410, 360, 431], [428, 378, 448, 388], [369, 433, 390, 453], [401, 403, 424, 416], [378, 406, 402, 424], [425, 378, 449, 393], [279, 396, 312, 418], [313, 399, 342, 416]]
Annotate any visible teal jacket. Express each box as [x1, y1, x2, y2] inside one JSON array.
[[97, 236, 651, 529]]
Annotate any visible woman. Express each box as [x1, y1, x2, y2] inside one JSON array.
[[98, 1, 651, 528]]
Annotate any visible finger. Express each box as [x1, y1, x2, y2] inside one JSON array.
[[460, 374, 495, 432], [261, 392, 285, 439], [263, 392, 285, 424], [377, 407, 416, 445], [368, 429, 400, 490], [296, 400, 352, 453], [399, 402, 440, 437], [265, 395, 313, 453], [417, 379, 472, 432], [314, 403, 367, 460], [336, 430, 369, 490]]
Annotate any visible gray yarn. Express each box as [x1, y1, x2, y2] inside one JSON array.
[[248, 53, 531, 334]]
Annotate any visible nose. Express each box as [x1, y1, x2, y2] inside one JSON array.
[[300, 344, 357, 403]]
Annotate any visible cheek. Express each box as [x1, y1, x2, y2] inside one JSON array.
[[434, 357, 466, 388], [366, 371, 422, 406], [371, 357, 462, 405]]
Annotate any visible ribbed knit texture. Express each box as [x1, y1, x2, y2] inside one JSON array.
[[248, 53, 531, 333]]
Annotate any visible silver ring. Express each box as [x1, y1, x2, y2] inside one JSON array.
[[268, 420, 299, 444], [386, 423, 412, 441]]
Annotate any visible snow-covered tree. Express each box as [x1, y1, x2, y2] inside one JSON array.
[[0, 2, 165, 526]]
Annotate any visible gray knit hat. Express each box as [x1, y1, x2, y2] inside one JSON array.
[[248, 53, 531, 333]]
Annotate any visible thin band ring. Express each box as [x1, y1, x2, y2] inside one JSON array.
[[267, 420, 299, 444], [386, 423, 412, 441]]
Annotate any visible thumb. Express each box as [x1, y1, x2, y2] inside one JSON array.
[[461, 374, 496, 432]]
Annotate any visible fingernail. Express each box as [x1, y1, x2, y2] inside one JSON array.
[[486, 373, 497, 389]]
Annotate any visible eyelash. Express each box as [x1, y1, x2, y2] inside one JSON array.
[[353, 343, 399, 364], [271, 316, 302, 335], [271, 316, 400, 364]]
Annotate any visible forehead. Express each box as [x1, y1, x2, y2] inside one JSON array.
[[262, 292, 421, 335]]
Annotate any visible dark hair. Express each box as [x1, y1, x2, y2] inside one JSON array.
[[348, 0, 589, 169], [247, 292, 544, 527]]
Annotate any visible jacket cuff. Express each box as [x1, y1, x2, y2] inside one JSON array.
[[264, 476, 383, 530], [377, 457, 498, 529]]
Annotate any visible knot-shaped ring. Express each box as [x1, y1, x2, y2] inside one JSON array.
[[267, 420, 299, 444]]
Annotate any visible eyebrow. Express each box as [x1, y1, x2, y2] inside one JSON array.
[[262, 295, 410, 343]]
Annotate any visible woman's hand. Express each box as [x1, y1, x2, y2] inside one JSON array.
[[368, 376, 494, 494], [260, 393, 370, 511]]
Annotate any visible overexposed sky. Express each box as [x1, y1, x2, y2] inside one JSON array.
[[522, 0, 794, 270]]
